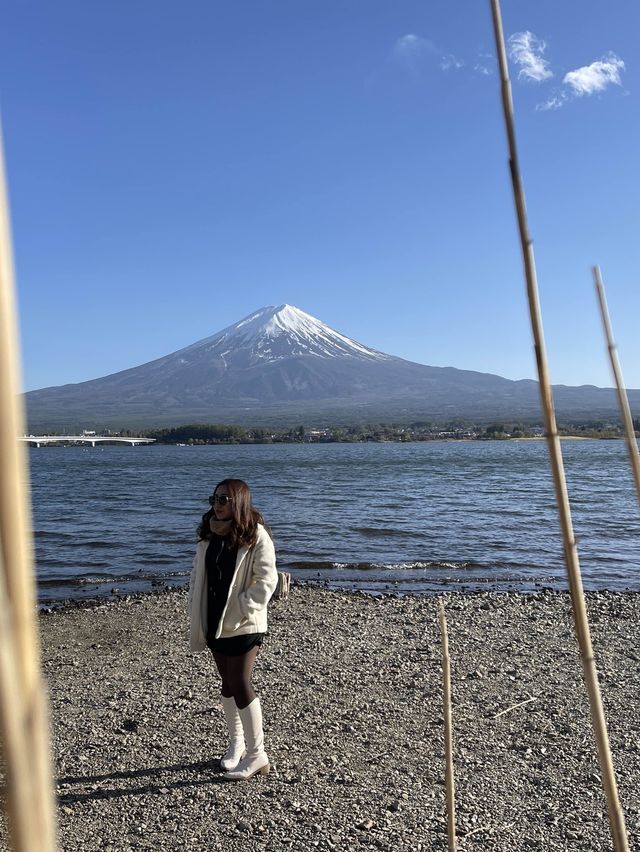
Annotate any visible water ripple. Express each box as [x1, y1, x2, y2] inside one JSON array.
[[29, 440, 640, 602]]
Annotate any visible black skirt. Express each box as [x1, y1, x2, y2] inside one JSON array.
[[207, 632, 265, 656]]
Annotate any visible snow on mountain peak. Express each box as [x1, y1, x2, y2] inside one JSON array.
[[185, 304, 389, 365], [234, 304, 315, 340]]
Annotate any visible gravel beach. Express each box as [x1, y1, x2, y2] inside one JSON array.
[[2, 586, 639, 851]]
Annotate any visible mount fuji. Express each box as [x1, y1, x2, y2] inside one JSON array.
[[25, 304, 636, 429]]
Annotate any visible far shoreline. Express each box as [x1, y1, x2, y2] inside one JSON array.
[[26, 433, 624, 447]]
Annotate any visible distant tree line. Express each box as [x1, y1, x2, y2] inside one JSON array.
[[142, 420, 635, 445]]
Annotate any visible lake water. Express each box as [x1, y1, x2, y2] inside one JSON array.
[[28, 440, 640, 603]]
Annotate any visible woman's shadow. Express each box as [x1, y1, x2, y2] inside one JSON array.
[[56, 757, 232, 805]]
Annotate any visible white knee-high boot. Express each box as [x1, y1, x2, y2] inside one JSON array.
[[223, 697, 270, 780], [219, 695, 246, 771]]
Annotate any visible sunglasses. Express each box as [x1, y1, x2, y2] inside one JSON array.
[[209, 494, 233, 506]]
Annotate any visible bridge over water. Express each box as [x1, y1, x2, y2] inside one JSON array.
[[20, 436, 156, 448]]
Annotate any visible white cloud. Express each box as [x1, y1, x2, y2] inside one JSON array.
[[536, 92, 567, 112], [440, 54, 464, 72], [474, 51, 494, 77], [563, 52, 625, 96], [393, 34, 436, 60], [393, 34, 462, 75], [394, 33, 419, 56], [508, 31, 553, 82], [535, 51, 625, 110]]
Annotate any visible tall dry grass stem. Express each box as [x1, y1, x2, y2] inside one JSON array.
[[0, 125, 57, 849], [438, 601, 457, 852], [489, 2, 628, 850], [593, 265, 640, 506]]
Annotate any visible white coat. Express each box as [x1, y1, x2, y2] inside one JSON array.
[[188, 523, 278, 652]]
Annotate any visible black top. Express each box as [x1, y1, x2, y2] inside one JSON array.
[[205, 535, 238, 641]]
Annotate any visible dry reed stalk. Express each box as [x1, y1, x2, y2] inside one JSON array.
[[593, 265, 640, 505], [438, 601, 457, 852], [492, 695, 537, 719], [489, 3, 629, 850], [0, 127, 57, 849]]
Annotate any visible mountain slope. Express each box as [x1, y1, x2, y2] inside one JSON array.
[[24, 304, 637, 429]]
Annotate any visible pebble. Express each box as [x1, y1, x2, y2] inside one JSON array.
[[1, 586, 637, 851]]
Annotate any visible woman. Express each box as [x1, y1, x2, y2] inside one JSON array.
[[189, 478, 278, 780]]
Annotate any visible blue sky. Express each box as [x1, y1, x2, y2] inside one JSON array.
[[1, 1, 638, 393]]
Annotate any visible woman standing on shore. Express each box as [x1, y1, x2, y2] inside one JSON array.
[[189, 478, 278, 781]]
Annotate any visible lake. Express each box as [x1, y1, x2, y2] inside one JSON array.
[[29, 439, 640, 603]]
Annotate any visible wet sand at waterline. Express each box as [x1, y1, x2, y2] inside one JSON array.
[[2, 587, 639, 850]]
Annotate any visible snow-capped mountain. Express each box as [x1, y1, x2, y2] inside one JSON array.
[[25, 304, 635, 429], [183, 304, 389, 365]]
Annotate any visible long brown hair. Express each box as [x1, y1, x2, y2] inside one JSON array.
[[197, 478, 269, 547]]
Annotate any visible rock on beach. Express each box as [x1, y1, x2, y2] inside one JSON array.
[[1, 586, 639, 851]]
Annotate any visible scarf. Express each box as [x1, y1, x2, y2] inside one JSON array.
[[210, 518, 232, 538]]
